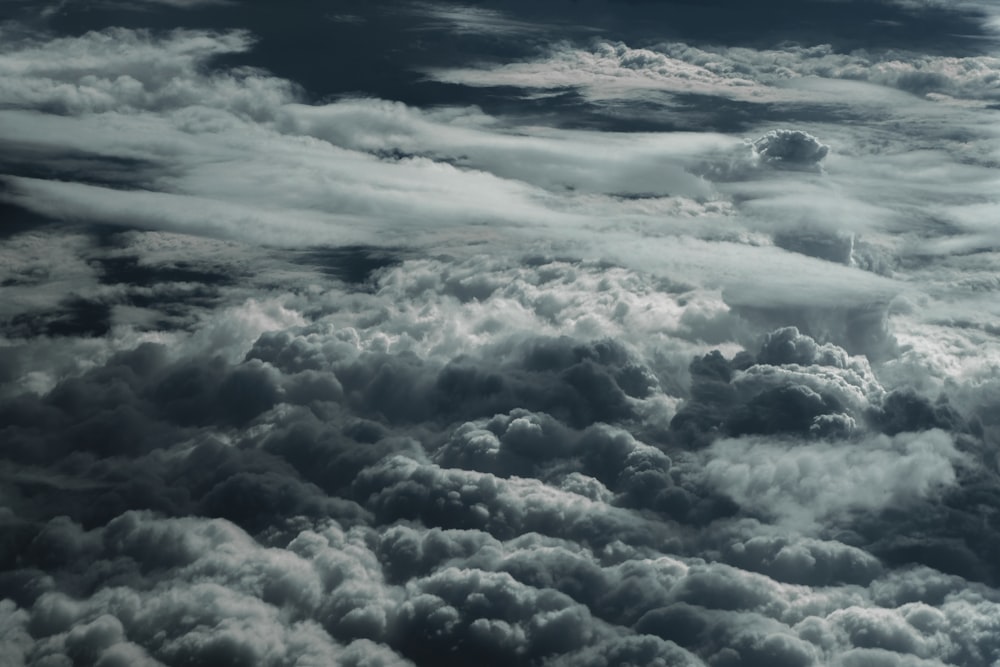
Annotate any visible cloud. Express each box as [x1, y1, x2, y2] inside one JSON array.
[[423, 35, 1000, 116], [0, 311, 996, 666], [652, 40, 1000, 104], [751, 130, 830, 170], [278, 97, 728, 198], [699, 429, 964, 529], [0, 25, 934, 332], [408, 2, 549, 37], [5, 4, 1000, 667], [0, 27, 288, 116], [668, 326, 889, 448], [2, 234, 999, 664], [422, 39, 779, 104]]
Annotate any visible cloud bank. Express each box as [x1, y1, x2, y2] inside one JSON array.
[[3, 2, 1000, 666]]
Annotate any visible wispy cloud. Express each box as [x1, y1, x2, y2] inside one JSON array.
[[408, 2, 549, 36]]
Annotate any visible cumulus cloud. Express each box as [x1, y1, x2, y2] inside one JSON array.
[[750, 130, 830, 170], [0, 27, 291, 116], [651, 40, 1000, 104], [424, 35, 1000, 117], [0, 24, 928, 326], [423, 39, 775, 104], [669, 326, 888, 446], [699, 429, 964, 529], [5, 3, 1000, 666], [3, 238, 1000, 664]]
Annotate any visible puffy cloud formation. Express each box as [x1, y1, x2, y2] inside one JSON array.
[[669, 326, 885, 445], [3, 244, 1000, 666], [750, 131, 830, 170], [700, 429, 964, 529], [654, 39, 1000, 103], [429, 36, 1000, 108], [426, 39, 765, 102], [0, 27, 294, 116], [4, 4, 1000, 667]]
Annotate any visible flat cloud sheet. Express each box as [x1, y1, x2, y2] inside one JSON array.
[[3, 1, 1000, 666]]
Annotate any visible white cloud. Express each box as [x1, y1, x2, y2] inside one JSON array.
[[424, 36, 1000, 114], [0, 28, 289, 116], [6, 25, 990, 335], [699, 429, 965, 530], [279, 98, 730, 198], [423, 40, 782, 104], [408, 2, 548, 36]]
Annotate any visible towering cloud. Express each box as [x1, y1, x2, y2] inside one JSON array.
[[750, 131, 829, 170]]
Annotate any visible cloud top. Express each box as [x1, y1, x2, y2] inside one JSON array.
[[751, 130, 830, 170]]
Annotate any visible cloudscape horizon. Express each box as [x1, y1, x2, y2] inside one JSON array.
[[4, 1, 1000, 666]]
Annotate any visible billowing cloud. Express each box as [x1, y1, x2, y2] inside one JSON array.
[[423, 39, 778, 104], [3, 241, 999, 664], [751, 130, 830, 170], [427, 36, 1000, 108], [699, 429, 964, 529], [4, 2, 1000, 666]]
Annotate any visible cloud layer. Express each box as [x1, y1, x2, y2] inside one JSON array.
[[3, 246, 1000, 666], [3, 2, 1000, 666]]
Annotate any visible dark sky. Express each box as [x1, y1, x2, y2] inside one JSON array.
[[3, 1, 1000, 666]]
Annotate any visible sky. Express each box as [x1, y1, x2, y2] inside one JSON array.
[[2, 1, 1000, 665]]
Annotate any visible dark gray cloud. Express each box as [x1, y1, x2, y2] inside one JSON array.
[[669, 326, 891, 445], [3, 249, 1000, 665]]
